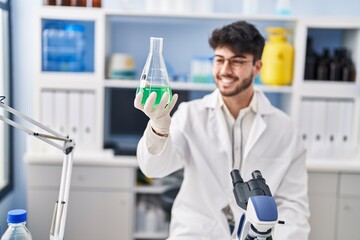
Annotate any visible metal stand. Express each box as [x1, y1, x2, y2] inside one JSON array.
[[0, 96, 75, 240]]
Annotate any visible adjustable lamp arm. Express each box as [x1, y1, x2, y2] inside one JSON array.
[[0, 96, 75, 240]]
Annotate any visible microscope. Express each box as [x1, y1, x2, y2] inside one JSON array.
[[231, 169, 282, 240]]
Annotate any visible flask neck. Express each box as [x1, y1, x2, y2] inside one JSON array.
[[150, 37, 163, 53]]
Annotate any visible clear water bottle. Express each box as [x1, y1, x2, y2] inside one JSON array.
[[1, 209, 32, 240]]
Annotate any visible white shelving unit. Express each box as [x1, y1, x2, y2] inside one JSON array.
[[26, 6, 360, 240]]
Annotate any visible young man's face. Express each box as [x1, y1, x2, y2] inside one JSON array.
[[212, 46, 262, 97]]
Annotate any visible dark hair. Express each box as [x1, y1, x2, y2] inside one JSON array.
[[209, 21, 265, 63]]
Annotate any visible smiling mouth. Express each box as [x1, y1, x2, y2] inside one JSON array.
[[221, 78, 235, 83]]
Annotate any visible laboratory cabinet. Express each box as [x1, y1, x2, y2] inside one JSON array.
[[26, 6, 360, 240], [26, 158, 136, 240], [308, 172, 360, 240]]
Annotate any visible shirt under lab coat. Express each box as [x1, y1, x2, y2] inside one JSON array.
[[137, 89, 310, 240]]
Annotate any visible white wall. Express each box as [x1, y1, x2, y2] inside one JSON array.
[[0, 0, 360, 235]]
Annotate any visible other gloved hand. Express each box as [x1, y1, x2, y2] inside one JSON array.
[[134, 92, 178, 136]]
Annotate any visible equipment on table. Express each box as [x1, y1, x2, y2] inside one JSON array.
[[231, 169, 283, 240]]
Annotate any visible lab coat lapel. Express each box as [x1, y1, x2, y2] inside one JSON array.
[[212, 106, 233, 166], [243, 110, 267, 161], [243, 90, 275, 161], [206, 90, 232, 169]]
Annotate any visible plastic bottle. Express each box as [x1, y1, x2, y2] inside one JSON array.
[[260, 27, 294, 85], [136, 196, 147, 232], [136, 37, 173, 107], [1, 209, 32, 240], [145, 201, 158, 233]]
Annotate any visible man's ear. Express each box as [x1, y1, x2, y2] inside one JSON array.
[[253, 60, 262, 76]]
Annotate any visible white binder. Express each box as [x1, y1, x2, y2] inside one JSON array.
[[68, 91, 81, 146], [324, 100, 340, 159], [41, 90, 55, 130], [338, 100, 354, 158], [299, 99, 313, 152], [54, 90, 68, 136], [37, 90, 55, 152], [309, 99, 327, 158], [80, 91, 96, 148]]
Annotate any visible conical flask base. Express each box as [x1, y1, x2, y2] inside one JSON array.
[[136, 85, 172, 107]]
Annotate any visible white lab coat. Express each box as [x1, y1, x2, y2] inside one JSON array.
[[137, 89, 310, 240]]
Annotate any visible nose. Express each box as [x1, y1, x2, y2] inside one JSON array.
[[219, 60, 233, 75]]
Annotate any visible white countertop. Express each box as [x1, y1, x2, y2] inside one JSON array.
[[24, 151, 360, 173]]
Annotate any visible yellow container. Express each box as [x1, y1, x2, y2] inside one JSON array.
[[260, 27, 294, 85]]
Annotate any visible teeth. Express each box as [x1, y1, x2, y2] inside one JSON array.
[[222, 79, 234, 83]]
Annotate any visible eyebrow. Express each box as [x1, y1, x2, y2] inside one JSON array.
[[214, 54, 247, 59]]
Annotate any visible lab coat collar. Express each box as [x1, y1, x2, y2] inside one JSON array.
[[204, 88, 276, 116], [204, 87, 275, 166]]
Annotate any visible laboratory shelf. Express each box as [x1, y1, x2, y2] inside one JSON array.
[[104, 79, 293, 93], [307, 159, 360, 173], [134, 185, 169, 194], [104, 9, 298, 23], [133, 231, 169, 239], [299, 81, 358, 98]]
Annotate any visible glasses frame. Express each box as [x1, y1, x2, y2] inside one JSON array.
[[210, 56, 253, 70]]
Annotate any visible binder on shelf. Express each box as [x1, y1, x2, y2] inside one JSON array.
[[68, 91, 81, 146], [40, 90, 55, 130], [338, 100, 354, 158], [80, 91, 96, 148], [324, 100, 340, 159], [38, 90, 55, 152], [299, 99, 313, 152], [54, 90, 68, 137], [309, 99, 327, 158]]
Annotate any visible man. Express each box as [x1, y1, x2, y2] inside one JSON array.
[[135, 21, 310, 239]]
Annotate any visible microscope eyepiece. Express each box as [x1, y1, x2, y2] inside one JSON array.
[[230, 169, 244, 186], [251, 170, 264, 181]]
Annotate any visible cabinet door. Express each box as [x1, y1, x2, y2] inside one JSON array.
[[337, 173, 360, 239], [308, 172, 338, 240], [27, 164, 135, 240], [28, 188, 133, 240], [337, 197, 360, 239], [28, 189, 58, 240], [66, 190, 132, 240]]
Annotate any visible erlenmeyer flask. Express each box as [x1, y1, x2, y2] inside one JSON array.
[[136, 37, 172, 107]]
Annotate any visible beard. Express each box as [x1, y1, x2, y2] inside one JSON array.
[[216, 72, 254, 97]]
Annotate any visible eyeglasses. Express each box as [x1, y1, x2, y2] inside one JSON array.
[[210, 56, 253, 70]]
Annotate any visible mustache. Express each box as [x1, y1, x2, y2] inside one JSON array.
[[218, 74, 238, 80]]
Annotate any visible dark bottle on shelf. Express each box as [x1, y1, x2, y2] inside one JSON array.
[[342, 53, 356, 82], [44, 0, 57, 5], [304, 37, 318, 80], [316, 48, 331, 80], [61, 0, 71, 6], [329, 48, 346, 81], [92, 0, 101, 7]]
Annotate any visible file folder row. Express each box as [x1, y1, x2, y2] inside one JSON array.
[[40, 89, 97, 151], [299, 98, 355, 160]]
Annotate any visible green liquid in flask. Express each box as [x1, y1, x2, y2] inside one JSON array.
[[137, 85, 173, 107]]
